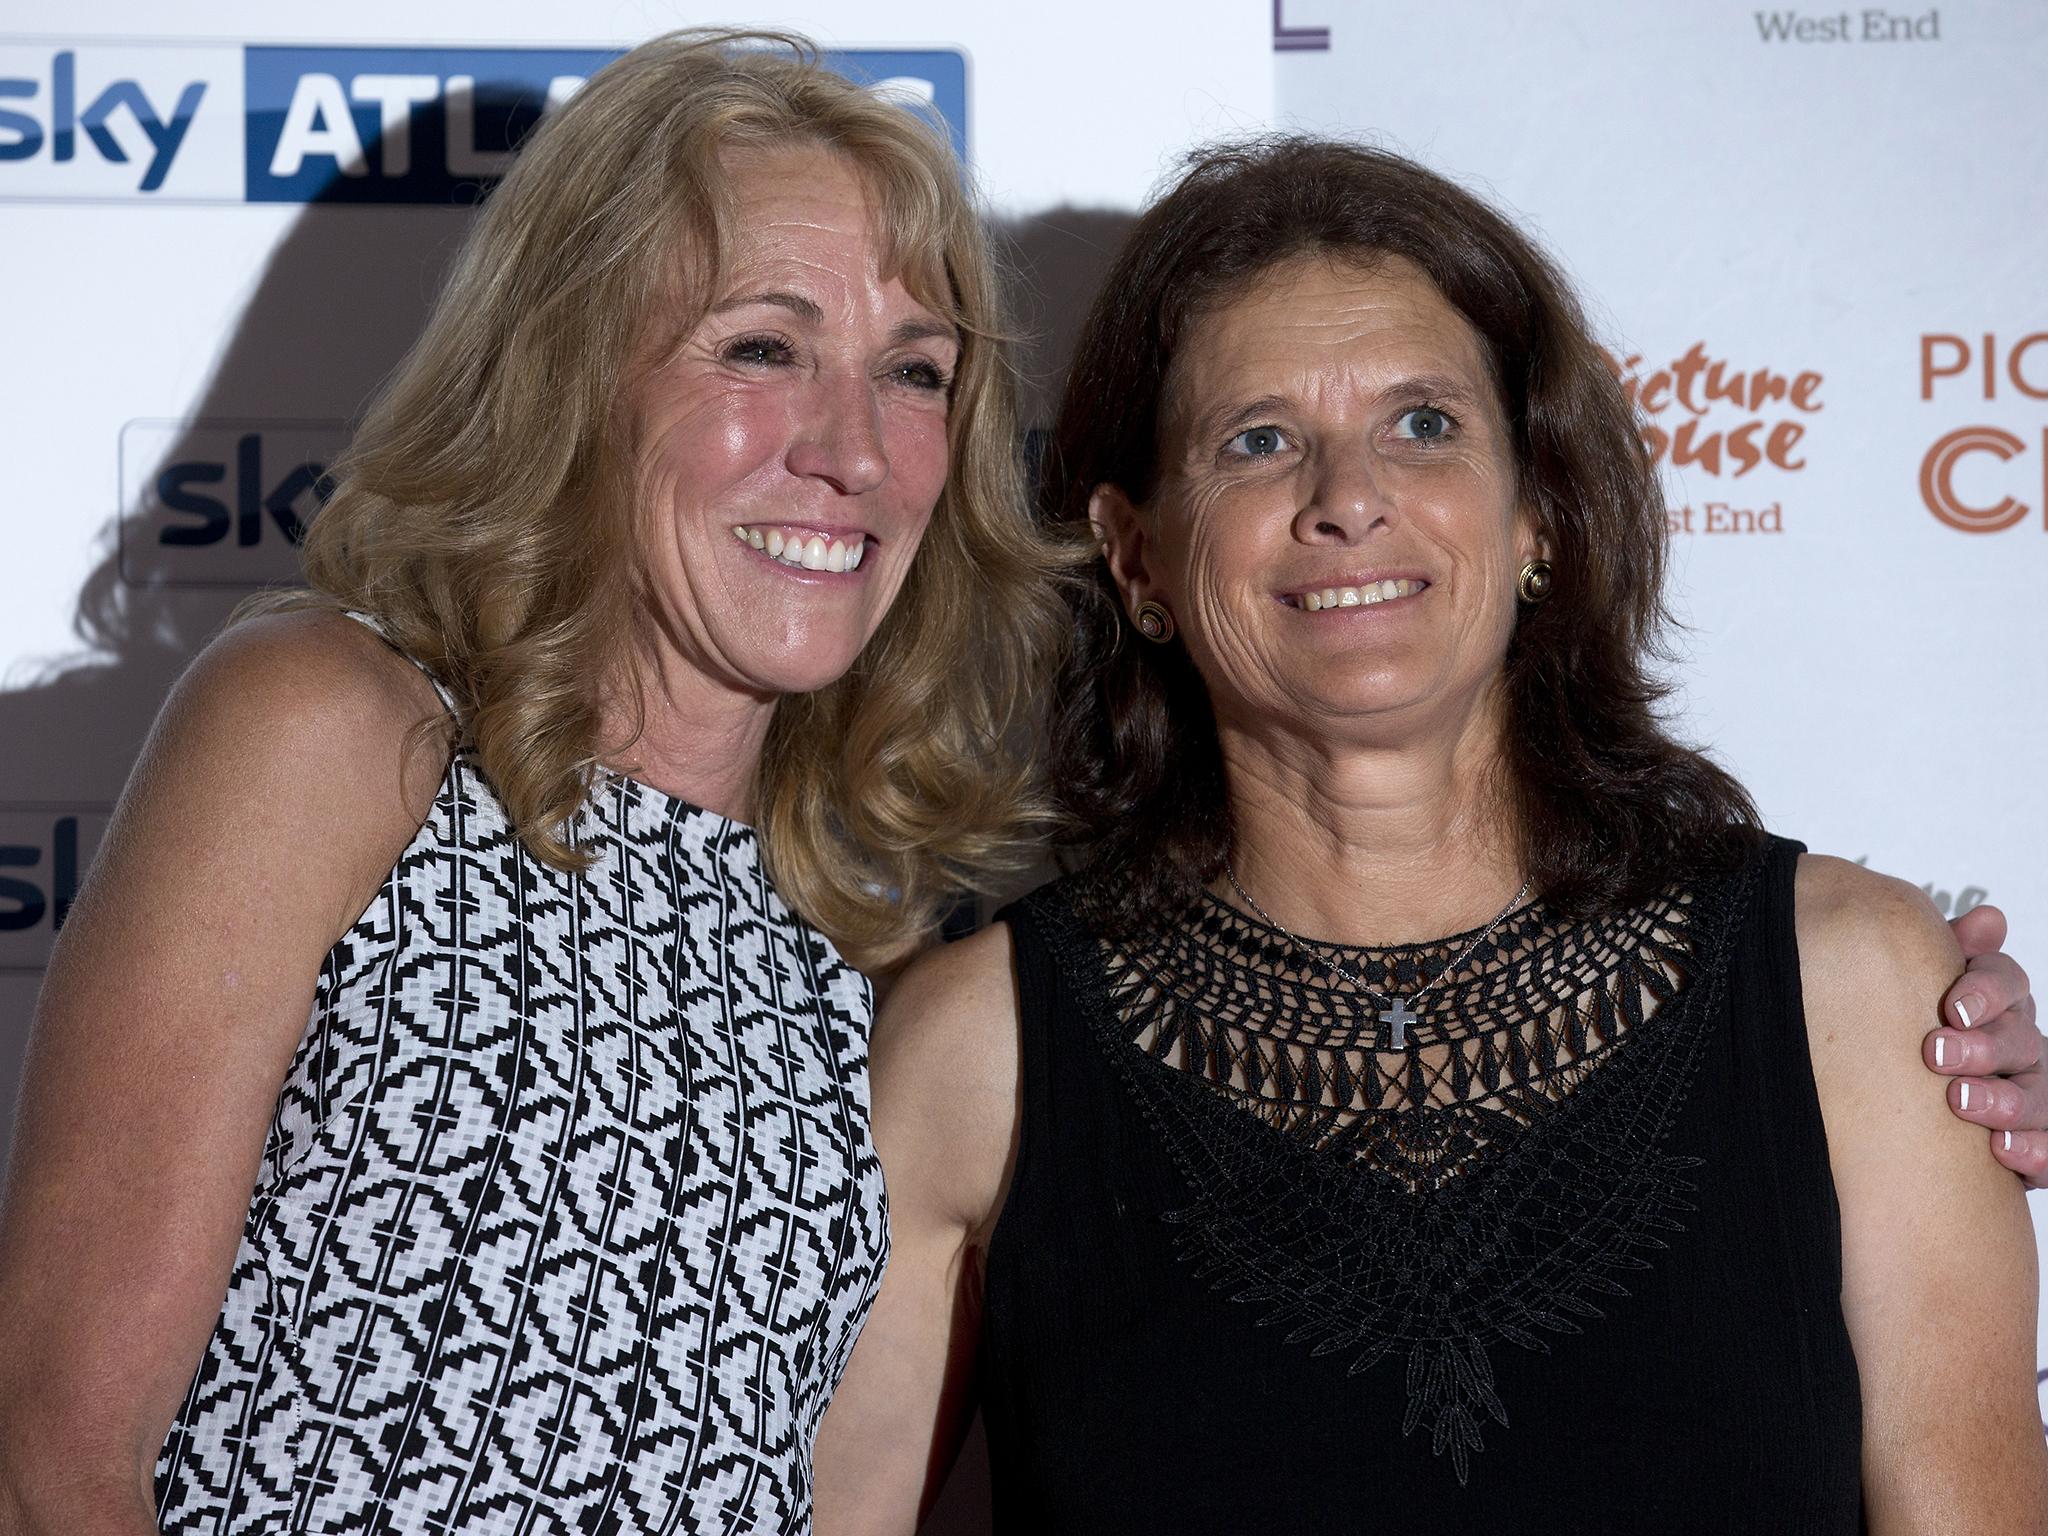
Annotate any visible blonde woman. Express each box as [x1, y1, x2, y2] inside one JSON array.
[[0, 33, 1059, 1536]]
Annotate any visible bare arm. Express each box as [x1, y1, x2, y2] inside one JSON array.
[[814, 923, 1023, 1536], [0, 612, 444, 1533], [1799, 856, 2048, 1534]]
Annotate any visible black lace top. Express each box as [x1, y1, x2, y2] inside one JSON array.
[[979, 835, 1862, 1534]]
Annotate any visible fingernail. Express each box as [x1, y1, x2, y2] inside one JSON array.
[[1959, 1082, 1974, 1111], [2005, 1131, 2014, 1152], [1935, 1035, 1947, 1067], [1954, 997, 1976, 1029]]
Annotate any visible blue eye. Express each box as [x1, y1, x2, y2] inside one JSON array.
[[1395, 406, 1453, 441], [1227, 425, 1290, 457]]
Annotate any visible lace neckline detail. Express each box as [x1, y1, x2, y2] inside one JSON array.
[[1041, 849, 1763, 1483], [1110, 884, 1703, 1190], [1197, 882, 1535, 957]]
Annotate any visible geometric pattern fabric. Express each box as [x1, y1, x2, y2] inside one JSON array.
[[154, 742, 887, 1534]]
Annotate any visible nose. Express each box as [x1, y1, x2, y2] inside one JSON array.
[[1295, 440, 1393, 542], [786, 367, 890, 496]]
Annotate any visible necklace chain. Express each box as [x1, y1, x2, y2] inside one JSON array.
[[1221, 861, 1532, 1044]]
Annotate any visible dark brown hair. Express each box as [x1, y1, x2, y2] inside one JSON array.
[[1044, 135, 1759, 927]]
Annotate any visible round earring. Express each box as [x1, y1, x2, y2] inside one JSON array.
[[1517, 559, 1554, 604], [1134, 600, 1176, 642]]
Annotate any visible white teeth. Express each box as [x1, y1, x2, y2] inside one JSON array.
[[734, 525, 871, 573], [1292, 579, 1423, 610]]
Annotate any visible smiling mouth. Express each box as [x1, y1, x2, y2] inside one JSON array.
[[1282, 578, 1428, 611], [731, 523, 868, 573]]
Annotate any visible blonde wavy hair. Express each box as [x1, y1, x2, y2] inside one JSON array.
[[258, 30, 1072, 967]]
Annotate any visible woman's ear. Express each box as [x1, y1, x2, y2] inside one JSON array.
[[1089, 483, 1160, 616], [1514, 502, 1553, 567]]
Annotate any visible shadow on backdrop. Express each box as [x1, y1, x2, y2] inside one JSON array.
[[0, 115, 479, 1213]]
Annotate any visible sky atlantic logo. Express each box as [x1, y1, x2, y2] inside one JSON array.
[[0, 41, 966, 203]]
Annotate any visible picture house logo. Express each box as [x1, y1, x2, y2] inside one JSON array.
[[0, 41, 966, 204], [1609, 342, 1823, 537], [119, 419, 346, 588], [1917, 332, 2048, 533], [0, 806, 109, 973]]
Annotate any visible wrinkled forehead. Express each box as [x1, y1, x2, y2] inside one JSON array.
[[1161, 250, 1500, 441], [713, 140, 961, 324]]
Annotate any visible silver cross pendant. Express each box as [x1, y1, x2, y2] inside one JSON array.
[[1380, 998, 1417, 1051]]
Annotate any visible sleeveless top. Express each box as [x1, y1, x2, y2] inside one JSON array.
[[152, 630, 888, 1535], [981, 836, 1863, 1534]]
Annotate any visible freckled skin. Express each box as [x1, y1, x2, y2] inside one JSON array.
[[1101, 254, 1543, 754], [629, 145, 958, 706]]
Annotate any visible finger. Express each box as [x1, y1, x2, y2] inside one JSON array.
[[1943, 1072, 2043, 1131], [1949, 902, 2009, 960], [1925, 1013, 2045, 1078], [1943, 948, 2032, 1032], [1987, 1128, 2048, 1190]]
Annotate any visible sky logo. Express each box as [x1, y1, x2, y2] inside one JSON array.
[[0, 40, 967, 203], [120, 419, 348, 587], [0, 49, 204, 192], [0, 807, 109, 973], [0, 43, 239, 198]]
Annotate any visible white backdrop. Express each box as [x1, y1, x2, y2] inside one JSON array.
[[2, 0, 2042, 1509]]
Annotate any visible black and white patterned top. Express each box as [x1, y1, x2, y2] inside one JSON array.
[[153, 671, 888, 1534]]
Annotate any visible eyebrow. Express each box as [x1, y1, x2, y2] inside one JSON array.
[[712, 290, 823, 323], [710, 291, 959, 350], [889, 316, 961, 350]]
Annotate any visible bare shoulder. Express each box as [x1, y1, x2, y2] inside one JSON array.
[[151, 609, 453, 843], [77, 607, 454, 945], [1794, 853, 1961, 1124], [1794, 854, 1959, 1029], [168, 608, 449, 800], [873, 921, 1020, 1065], [869, 921, 1022, 1238]]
